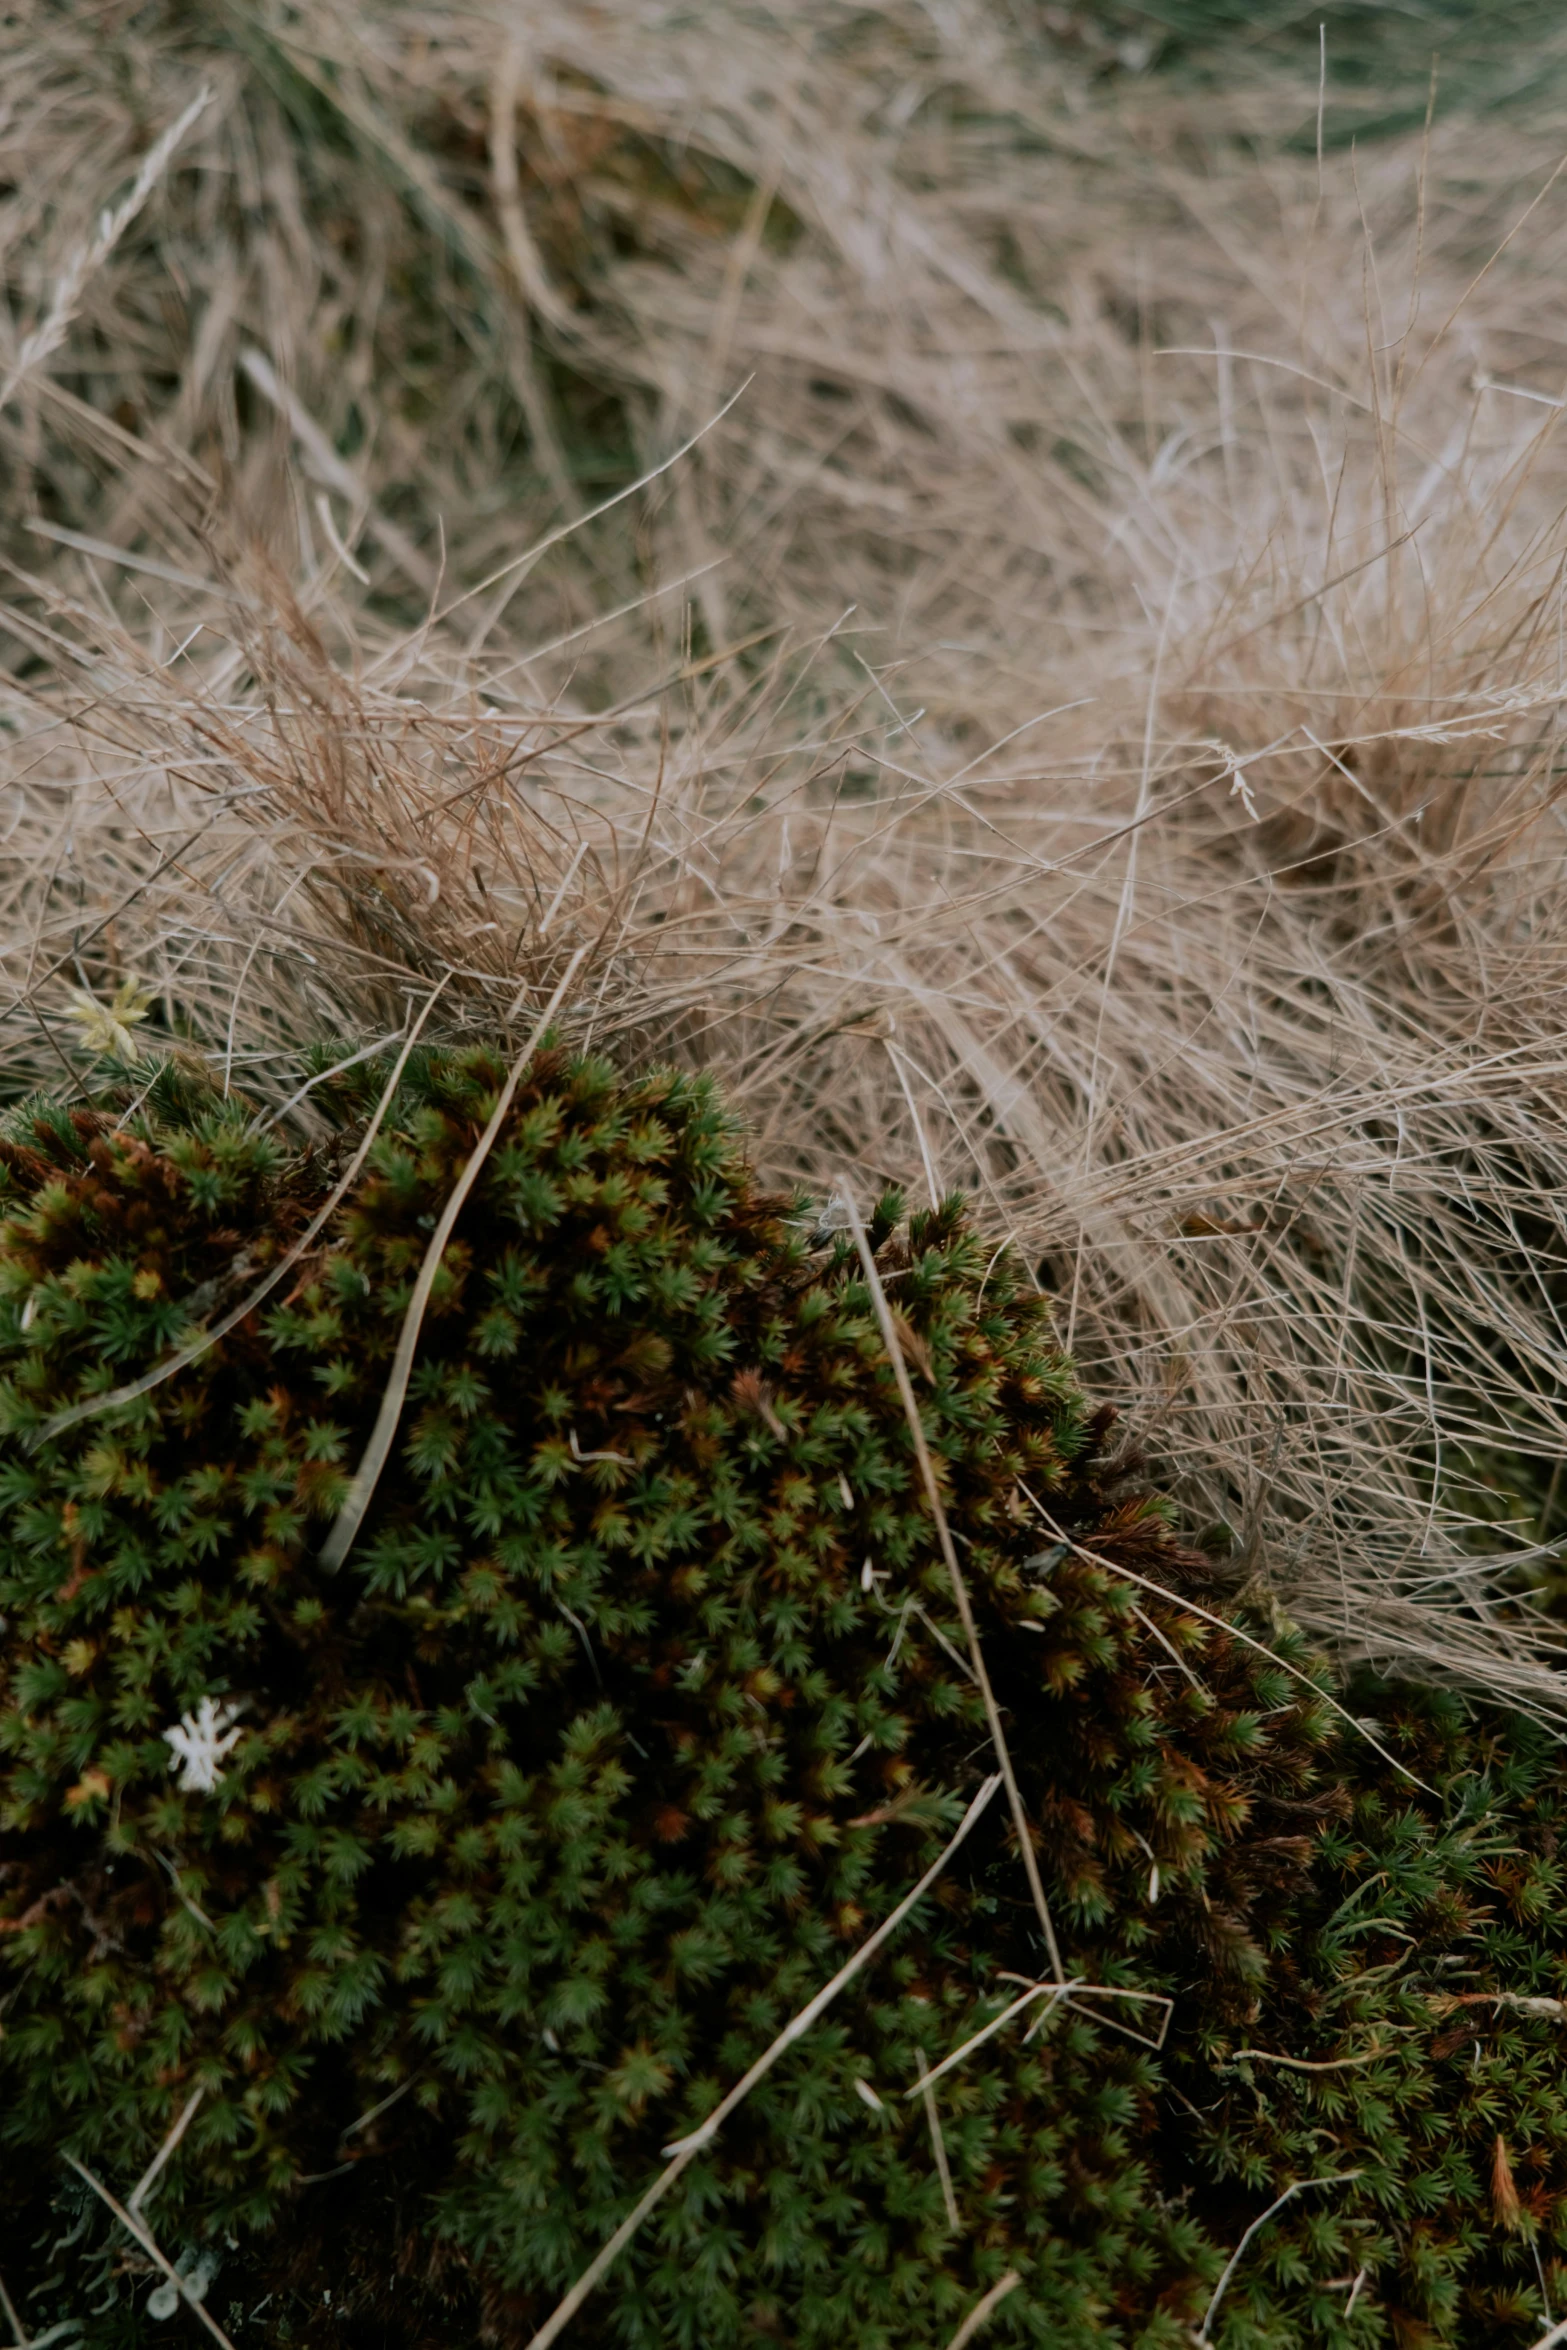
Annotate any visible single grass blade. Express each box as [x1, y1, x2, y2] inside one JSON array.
[[942, 2272, 1022, 2350], [840, 1180, 1064, 1978], [522, 1773, 1003, 2350], [319, 949, 585, 1571], [30, 979, 451, 1451]]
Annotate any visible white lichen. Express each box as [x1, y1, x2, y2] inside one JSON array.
[[162, 1696, 243, 1793]]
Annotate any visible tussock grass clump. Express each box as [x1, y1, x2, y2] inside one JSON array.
[[3, 1048, 1567, 2347], [8, 0, 1567, 1710]]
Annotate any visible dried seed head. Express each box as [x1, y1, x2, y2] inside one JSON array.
[[1492, 2134, 1523, 2232]]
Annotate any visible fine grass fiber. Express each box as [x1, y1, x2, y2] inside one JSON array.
[[6, 2, 1567, 1725]]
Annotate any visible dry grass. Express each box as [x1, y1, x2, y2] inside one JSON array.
[[7, 0, 1567, 1710]]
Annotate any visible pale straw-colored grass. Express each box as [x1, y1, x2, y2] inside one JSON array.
[[6, 1, 1567, 1711]]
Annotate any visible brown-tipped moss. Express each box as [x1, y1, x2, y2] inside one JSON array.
[[2, 1048, 1566, 2348]]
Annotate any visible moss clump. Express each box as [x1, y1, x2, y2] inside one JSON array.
[[1, 1047, 1565, 2348]]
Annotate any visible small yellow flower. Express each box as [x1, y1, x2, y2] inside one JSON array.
[[64, 976, 154, 1061]]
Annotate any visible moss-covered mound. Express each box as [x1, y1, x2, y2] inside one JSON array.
[[2, 1047, 1566, 2349]]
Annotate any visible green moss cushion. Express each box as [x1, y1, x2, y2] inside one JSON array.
[[1, 1049, 1563, 2347]]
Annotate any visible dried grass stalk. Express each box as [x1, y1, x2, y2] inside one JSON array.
[[522, 1775, 1002, 2350]]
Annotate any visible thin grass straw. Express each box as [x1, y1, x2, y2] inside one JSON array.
[[319, 946, 586, 1570], [30, 977, 453, 1450], [432, 378, 755, 630], [339, 2074, 421, 2144], [908, 1982, 1071, 2095], [1043, 1983, 1173, 2051], [238, 349, 437, 599], [1017, 1485, 1435, 1795], [127, 2086, 204, 2217], [1226, 2047, 1379, 2071], [916, 2056, 961, 2232], [942, 2271, 1022, 2350], [0, 2270, 30, 2349], [521, 1773, 1004, 2350], [256, 1027, 404, 1137], [885, 1037, 941, 1211], [1194, 2173, 1363, 2347], [62, 2158, 238, 2350], [1044, 1996, 1170, 2053], [841, 1181, 1065, 1977]]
